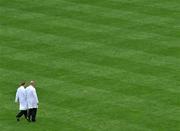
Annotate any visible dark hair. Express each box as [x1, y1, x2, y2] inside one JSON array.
[[20, 82, 26, 86]]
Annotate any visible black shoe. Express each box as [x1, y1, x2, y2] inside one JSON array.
[[27, 118, 31, 122], [16, 117, 20, 122]]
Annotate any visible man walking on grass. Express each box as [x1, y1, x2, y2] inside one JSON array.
[[15, 82, 27, 121], [26, 81, 39, 122]]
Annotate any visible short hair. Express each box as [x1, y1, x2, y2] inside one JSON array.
[[30, 81, 35, 84], [20, 82, 26, 86]]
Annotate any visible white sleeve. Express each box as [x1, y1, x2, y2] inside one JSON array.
[[33, 89, 39, 103], [15, 89, 19, 103]]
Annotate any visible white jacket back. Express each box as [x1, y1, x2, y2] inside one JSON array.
[[26, 85, 39, 109], [15, 86, 27, 110]]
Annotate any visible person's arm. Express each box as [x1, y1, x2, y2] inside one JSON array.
[[33, 88, 39, 104], [15, 89, 19, 103]]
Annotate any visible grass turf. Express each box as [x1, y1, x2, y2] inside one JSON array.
[[0, 0, 180, 130]]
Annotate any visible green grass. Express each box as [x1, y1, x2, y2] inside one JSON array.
[[0, 0, 180, 130]]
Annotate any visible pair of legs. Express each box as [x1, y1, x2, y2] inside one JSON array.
[[16, 110, 27, 121], [27, 108, 37, 122]]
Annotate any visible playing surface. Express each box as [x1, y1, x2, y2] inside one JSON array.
[[0, 0, 179, 130]]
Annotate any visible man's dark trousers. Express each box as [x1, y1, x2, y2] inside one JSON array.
[[28, 108, 37, 122], [16, 110, 27, 119]]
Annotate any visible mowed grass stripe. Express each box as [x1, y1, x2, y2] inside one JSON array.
[[0, 38, 180, 82], [0, 80, 128, 131], [0, 69, 150, 112], [1, 6, 180, 48], [0, 6, 120, 34], [0, 94, 93, 131], [0, 14, 179, 59], [0, 32, 179, 99], [0, 0, 179, 29], [1, 48, 180, 111], [0, 58, 179, 130], [0, 70, 179, 128], [1, 0, 179, 20], [111, 0, 180, 11], [2, 72, 138, 131], [0, 6, 122, 34], [0, 33, 178, 79], [0, 43, 179, 122], [1, 45, 180, 99], [1, 17, 178, 56], [0, 1, 179, 31], [0, 26, 180, 72], [0, 68, 178, 131], [0, 5, 178, 32], [0, 69, 155, 131], [0, 52, 179, 106], [0, 6, 179, 56], [0, 33, 180, 91], [1, 5, 160, 39], [0, 67, 151, 108], [0, 50, 178, 116], [1, 11, 179, 57], [58, 1, 180, 38], [66, 0, 180, 18], [1, 6, 179, 43]]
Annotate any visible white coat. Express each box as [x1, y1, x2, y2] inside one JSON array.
[[26, 85, 39, 109], [15, 86, 27, 110]]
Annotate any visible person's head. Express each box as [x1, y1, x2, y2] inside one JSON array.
[[20, 81, 26, 87], [30, 80, 35, 87]]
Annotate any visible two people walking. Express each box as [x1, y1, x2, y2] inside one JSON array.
[[15, 81, 39, 122]]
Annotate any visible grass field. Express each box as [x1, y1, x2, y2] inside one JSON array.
[[0, 0, 180, 130]]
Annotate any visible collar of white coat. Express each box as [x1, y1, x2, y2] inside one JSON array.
[[19, 86, 25, 89], [27, 85, 35, 88]]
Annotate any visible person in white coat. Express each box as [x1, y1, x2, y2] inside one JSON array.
[[15, 82, 27, 121], [26, 81, 39, 122]]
